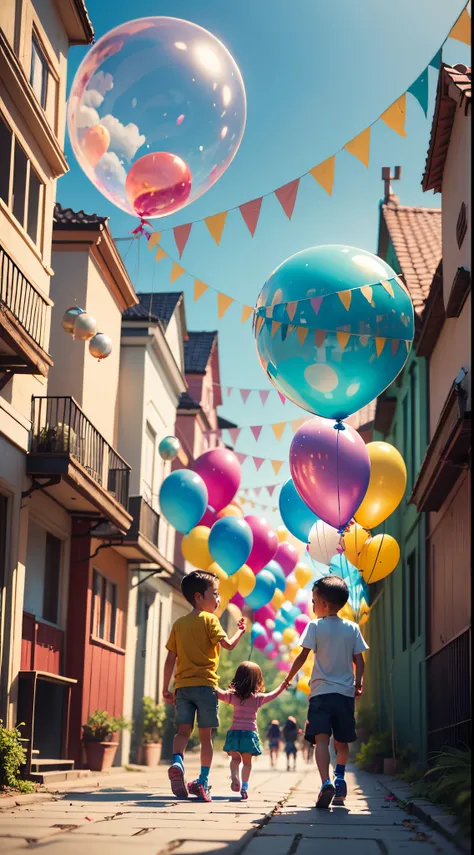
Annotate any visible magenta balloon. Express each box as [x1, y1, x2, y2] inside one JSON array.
[[295, 614, 310, 635], [254, 604, 276, 625], [200, 505, 217, 527], [253, 633, 268, 651], [290, 417, 371, 531], [277, 660, 291, 673], [274, 542, 299, 577], [193, 448, 241, 512], [269, 649, 279, 661], [230, 592, 245, 610], [244, 516, 278, 572]]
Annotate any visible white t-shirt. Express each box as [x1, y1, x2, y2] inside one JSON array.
[[299, 616, 369, 698]]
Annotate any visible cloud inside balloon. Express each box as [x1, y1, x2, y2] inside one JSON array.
[[100, 114, 146, 160]]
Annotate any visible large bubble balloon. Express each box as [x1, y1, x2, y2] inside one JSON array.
[[68, 17, 246, 218], [254, 245, 414, 419]]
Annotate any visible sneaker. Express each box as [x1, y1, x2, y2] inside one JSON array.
[[168, 763, 188, 799], [188, 779, 212, 802], [315, 781, 335, 809], [241, 788, 248, 800], [333, 776, 347, 806]]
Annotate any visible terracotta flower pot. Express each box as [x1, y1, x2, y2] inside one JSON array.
[[84, 740, 119, 772], [142, 742, 161, 766], [383, 757, 397, 775]]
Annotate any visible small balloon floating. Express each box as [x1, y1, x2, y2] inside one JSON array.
[[62, 306, 85, 335], [89, 332, 112, 361], [158, 435, 181, 462], [74, 312, 97, 341], [125, 152, 192, 218]]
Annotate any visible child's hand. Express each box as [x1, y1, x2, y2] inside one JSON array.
[[355, 684, 363, 698], [162, 689, 174, 705], [237, 617, 246, 633]]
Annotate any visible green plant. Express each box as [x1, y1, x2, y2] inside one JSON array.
[[423, 746, 471, 837], [355, 704, 378, 735], [398, 743, 417, 770], [83, 710, 132, 743], [0, 721, 34, 793], [141, 697, 166, 744], [400, 761, 421, 783], [355, 731, 392, 771]]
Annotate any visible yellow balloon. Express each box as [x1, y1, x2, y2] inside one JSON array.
[[208, 561, 228, 582], [285, 577, 299, 603], [343, 523, 371, 569], [283, 627, 298, 645], [181, 526, 212, 569], [302, 659, 313, 677], [359, 613, 369, 627], [215, 597, 229, 619], [294, 563, 313, 588], [227, 602, 242, 625], [296, 678, 311, 696], [271, 589, 285, 610], [235, 564, 256, 597], [338, 601, 356, 622], [208, 561, 238, 601], [217, 503, 243, 519], [359, 534, 400, 584], [355, 442, 407, 529], [276, 526, 289, 542]]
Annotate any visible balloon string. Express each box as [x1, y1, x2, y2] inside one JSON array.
[[248, 641, 254, 662], [366, 533, 385, 584], [335, 426, 341, 531]]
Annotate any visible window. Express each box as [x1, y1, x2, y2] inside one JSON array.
[[43, 533, 61, 624], [409, 365, 417, 488], [408, 551, 417, 645], [143, 423, 156, 502], [12, 143, 27, 225], [30, 35, 49, 110], [92, 569, 119, 645], [27, 167, 41, 243], [0, 115, 12, 204]]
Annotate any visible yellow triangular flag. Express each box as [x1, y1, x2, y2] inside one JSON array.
[[337, 290, 352, 310], [296, 326, 309, 345], [449, 8, 471, 44], [344, 127, 371, 167], [194, 279, 209, 302], [271, 321, 280, 338], [271, 460, 284, 475], [271, 422, 286, 441], [170, 261, 185, 283], [255, 316, 265, 335], [292, 418, 305, 433], [310, 155, 336, 196], [380, 280, 395, 297], [205, 211, 228, 245], [155, 245, 167, 262], [380, 94, 406, 137], [241, 305, 254, 324], [360, 285, 373, 303], [405, 340, 411, 352], [148, 231, 161, 251], [217, 292, 234, 319], [375, 337, 386, 356], [336, 331, 351, 351]]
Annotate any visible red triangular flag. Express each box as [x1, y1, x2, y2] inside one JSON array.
[[226, 387, 233, 398], [274, 179, 300, 219], [259, 390, 270, 406], [278, 392, 287, 405], [254, 487, 262, 497], [239, 197, 263, 237], [253, 457, 265, 471], [310, 297, 323, 315], [250, 425, 263, 441], [240, 389, 251, 404], [236, 452, 247, 464], [267, 485, 276, 497], [173, 223, 192, 258], [228, 428, 241, 444]]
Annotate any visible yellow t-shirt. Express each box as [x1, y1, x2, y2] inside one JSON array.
[[166, 611, 227, 689]]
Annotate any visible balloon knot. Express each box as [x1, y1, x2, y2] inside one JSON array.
[[334, 420, 346, 431]]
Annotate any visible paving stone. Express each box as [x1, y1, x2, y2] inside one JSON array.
[[0, 842, 29, 852], [259, 825, 419, 839], [298, 841, 380, 855], [243, 837, 296, 855]]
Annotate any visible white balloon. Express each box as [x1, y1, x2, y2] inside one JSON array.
[[278, 643, 287, 653], [74, 312, 97, 341], [265, 619, 275, 631], [308, 520, 342, 566]]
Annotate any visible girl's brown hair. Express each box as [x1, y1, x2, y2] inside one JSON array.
[[229, 661, 265, 700]]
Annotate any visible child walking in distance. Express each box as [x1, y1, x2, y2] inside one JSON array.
[[286, 575, 368, 809], [217, 662, 289, 799], [163, 571, 246, 802], [282, 716, 299, 771], [267, 719, 281, 767]]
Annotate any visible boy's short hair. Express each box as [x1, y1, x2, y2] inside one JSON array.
[[181, 570, 217, 606], [313, 575, 349, 609]]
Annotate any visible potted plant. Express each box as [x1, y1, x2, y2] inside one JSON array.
[[82, 710, 131, 772], [140, 697, 166, 766]]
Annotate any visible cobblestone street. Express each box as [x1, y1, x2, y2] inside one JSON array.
[[0, 756, 461, 855]]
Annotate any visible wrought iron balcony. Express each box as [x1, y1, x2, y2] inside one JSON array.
[[27, 396, 132, 532], [0, 244, 53, 381], [126, 496, 160, 548]]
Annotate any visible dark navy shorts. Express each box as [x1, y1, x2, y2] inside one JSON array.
[[305, 693, 357, 744], [174, 686, 219, 729]]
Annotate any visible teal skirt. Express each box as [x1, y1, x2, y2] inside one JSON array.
[[223, 729, 262, 756]]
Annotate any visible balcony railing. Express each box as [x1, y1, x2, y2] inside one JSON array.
[[126, 496, 160, 547], [0, 244, 49, 351], [426, 627, 471, 754], [30, 396, 130, 509]]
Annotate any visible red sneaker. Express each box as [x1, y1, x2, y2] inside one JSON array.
[[168, 764, 188, 799], [188, 780, 212, 802]]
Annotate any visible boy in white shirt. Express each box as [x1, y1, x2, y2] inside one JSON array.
[[286, 575, 369, 809]]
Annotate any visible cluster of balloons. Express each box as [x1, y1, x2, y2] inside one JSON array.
[[62, 306, 112, 361], [67, 17, 246, 220]]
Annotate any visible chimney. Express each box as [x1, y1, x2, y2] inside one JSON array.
[[382, 166, 401, 205]]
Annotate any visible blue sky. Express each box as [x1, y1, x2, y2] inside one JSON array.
[[59, 0, 470, 530]]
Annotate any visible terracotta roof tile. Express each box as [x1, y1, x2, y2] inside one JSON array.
[[423, 64, 471, 193], [381, 203, 442, 313]]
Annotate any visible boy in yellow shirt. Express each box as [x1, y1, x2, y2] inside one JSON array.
[[163, 570, 246, 802]]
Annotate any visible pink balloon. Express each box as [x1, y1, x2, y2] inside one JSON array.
[[277, 661, 291, 673], [268, 649, 279, 661], [253, 633, 268, 651], [230, 592, 245, 610], [295, 597, 309, 616], [254, 604, 276, 626], [194, 449, 241, 512], [295, 614, 310, 635], [290, 417, 371, 532], [274, 542, 299, 577], [199, 505, 217, 527], [244, 516, 278, 573]]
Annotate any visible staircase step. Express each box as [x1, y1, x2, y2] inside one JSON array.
[[28, 769, 89, 785], [31, 759, 75, 771]]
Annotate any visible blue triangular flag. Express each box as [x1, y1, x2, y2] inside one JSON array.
[[408, 68, 429, 116], [429, 49, 442, 70]]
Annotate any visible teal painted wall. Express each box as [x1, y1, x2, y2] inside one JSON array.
[[363, 231, 429, 760]]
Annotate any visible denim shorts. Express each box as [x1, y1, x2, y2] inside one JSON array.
[[174, 686, 219, 729], [305, 693, 357, 744]]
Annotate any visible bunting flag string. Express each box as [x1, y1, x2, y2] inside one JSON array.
[[237, 495, 279, 512], [205, 416, 309, 442], [240, 483, 284, 496], [142, 4, 469, 255], [232, 451, 288, 473]]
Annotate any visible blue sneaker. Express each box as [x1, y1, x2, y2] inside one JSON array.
[[333, 776, 347, 805], [315, 781, 335, 809]]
